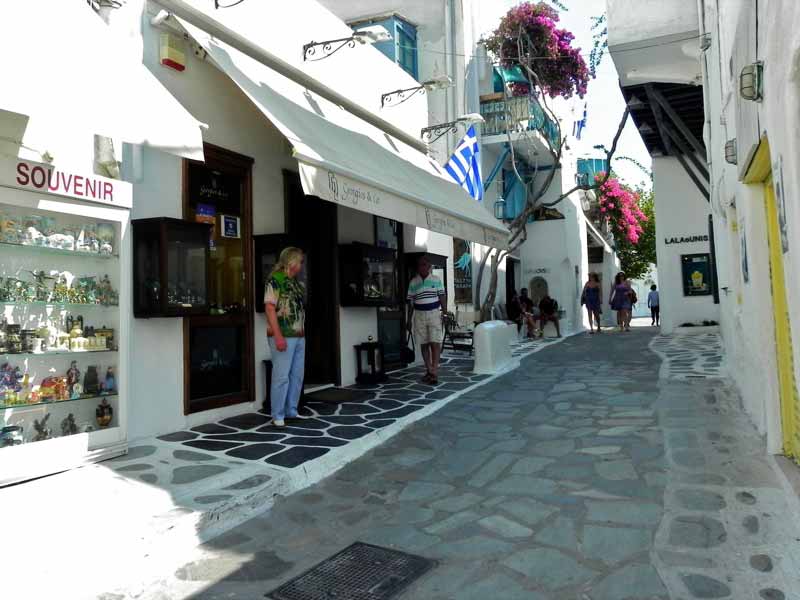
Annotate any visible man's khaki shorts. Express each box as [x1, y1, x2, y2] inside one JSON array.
[[413, 309, 443, 345]]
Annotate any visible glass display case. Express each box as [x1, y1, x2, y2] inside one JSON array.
[[0, 194, 127, 484], [132, 217, 211, 317], [339, 242, 398, 307]]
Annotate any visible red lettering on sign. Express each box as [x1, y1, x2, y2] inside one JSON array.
[[16, 162, 29, 185], [85, 178, 96, 198], [74, 175, 84, 196], [103, 182, 113, 201], [31, 166, 46, 188]]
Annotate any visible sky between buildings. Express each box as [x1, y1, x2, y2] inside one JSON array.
[[478, 0, 653, 190]]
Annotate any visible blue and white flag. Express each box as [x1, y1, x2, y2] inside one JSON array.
[[444, 125, 483, 202], [572, 102, 587, 140]]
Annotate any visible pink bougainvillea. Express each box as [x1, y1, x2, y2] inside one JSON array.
[[484, 2, 590, 99], [595, 173, 648, 245]]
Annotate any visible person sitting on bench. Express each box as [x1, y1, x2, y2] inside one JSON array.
[[538, 294, 561, 338], [519, 288, 540, 338]]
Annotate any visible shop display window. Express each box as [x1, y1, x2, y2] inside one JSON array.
[[339, 242, 398, 307], [0, 202, 121, 448], [132, 217, 211, 317]]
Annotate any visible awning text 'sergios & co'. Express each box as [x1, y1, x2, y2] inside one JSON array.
[[170, 2, 509, 249], [0, 158, 132, 209]]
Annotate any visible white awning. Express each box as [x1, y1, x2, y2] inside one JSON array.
[[0, 1, 204, 160], [176, 17, 509, 248]]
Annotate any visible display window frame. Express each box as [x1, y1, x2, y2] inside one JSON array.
[[0, 160, 131, 486]]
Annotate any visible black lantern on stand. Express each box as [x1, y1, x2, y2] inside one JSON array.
[[354, 336, 387, 384]]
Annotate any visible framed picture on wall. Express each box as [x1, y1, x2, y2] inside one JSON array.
[[681, 253, 712, 296], [220, 214, 241, 238]]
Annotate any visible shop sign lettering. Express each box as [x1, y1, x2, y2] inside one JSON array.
[[664, 235, 709, 245], [3, 159, 132, 209], [425, 209, 460, 236], [326, 171, 381, 208]]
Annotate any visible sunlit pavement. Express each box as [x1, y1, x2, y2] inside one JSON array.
[[107, 327, 800, 600]]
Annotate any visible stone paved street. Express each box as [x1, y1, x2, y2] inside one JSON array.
[[118, 327, 800, 600]]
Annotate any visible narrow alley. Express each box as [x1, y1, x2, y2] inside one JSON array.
[[127, 327, 800, 600]]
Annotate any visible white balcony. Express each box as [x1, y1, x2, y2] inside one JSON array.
[[607, 0, 702, 86]]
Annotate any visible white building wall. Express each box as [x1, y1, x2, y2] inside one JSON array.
[[652, 156, 719, 333]]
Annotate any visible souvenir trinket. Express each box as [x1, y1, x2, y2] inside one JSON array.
[[33, 414, 51, 442], [66, 361, 81, 395], [39, 376, 68, 402], [0, 425, 23, 447], [102, 367, 116, 395], [84, 366, 100, 396], [96, 398, 113, 427], [20, 329, 37, 353], [5, 325, 22, 354], [60, 413, 79, 436]]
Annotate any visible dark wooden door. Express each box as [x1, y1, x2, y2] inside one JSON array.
[[284, 171, 339, 385]]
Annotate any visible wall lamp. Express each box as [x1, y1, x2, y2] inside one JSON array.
[[493, 197, 507, 220], [739, 61, 763, 102], [303, 25, 391, 61], [381, 75, 453, 108], [421, 113, 484, 143], [724, 139, 737, 165]]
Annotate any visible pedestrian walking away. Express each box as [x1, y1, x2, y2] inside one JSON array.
[[648, 283, 660, 326], [264, 247, 306, 428], [581, 272, 603, 334], [609, 271, 633, 332], [406, 256, 446, 385]]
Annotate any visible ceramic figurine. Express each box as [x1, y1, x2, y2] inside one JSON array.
[[84, 366, 100, 396], [51, 273, 70, 303], [0, 215, 20, 243], [0, 363, 23, 396], [60, 413, 79, 437], [97, 223, 114, 255], [96, 398, 113, 427], [28, 270, 54, 302], [101, 367, 116, 395], [71, 381, 83, 400], [33, 414, 51, 442], [0, 425, 23, 447], [66, 361, 81, 395], [24, 226, 44, 246]]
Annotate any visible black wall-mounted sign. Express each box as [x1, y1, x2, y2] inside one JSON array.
[[681, 253, 712, 296]]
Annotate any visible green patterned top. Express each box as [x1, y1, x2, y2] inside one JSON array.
[[264, 272, 305, 337]]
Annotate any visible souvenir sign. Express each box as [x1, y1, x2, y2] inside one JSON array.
[[220, 214, 240, 239]]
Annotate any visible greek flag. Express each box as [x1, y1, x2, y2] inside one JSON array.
[[444, 125, 483, 202], [573, 102, 587, 140]]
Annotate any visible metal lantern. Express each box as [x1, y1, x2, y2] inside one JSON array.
[[354, 337, 387, 384], [493, 197, 506, 220], [739, 62, 763, 102], [724, 139, 737, 165]]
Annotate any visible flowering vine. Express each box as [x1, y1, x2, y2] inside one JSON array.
[[484, 2, 590, 99], [595, 173, 648, 244]]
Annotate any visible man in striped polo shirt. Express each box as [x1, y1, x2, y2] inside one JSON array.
[[406, 256, 446, 384]]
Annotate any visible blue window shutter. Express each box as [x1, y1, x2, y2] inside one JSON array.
[[394, 18, 418, 79]]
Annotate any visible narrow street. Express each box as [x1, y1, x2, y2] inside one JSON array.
[[130, 327, 800, 600]]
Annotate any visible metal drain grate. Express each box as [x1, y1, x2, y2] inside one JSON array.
[[267, 542, 437, 600]]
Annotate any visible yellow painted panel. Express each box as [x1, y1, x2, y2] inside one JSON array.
[[744, 137, 772, 184], [764, 177, 800, 459]]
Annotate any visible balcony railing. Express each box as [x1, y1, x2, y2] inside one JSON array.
[[479, 94, 561, 149]]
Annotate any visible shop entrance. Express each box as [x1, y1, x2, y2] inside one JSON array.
[[506, 256, 519, 301], [183, 144, 255, 414], [375, 217, 405, 371], [284, 170, 339, 386]]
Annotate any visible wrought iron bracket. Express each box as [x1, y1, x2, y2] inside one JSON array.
[[303, 36, 360, 62], [381, 85, 426, 108], [420, 120, 462, 143]]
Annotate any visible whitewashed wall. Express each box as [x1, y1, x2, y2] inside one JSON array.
[[652, 157, 719, 333]]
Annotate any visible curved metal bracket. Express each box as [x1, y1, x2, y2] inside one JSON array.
[[381, 86, 426, 108], [303, 37, 358, 62]]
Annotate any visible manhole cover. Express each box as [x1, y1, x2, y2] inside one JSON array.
[[266, 542, 437, 600]]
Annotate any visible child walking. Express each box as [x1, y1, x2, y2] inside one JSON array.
[[648, 284, 660, 326]]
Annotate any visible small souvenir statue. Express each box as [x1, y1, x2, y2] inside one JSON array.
[[96, 398, 113, 428], [84, 366, 100, 396], [33, 413, 51, 442], [66, 361, 81, 395], [97, 223, 115, 255], [60, 413, 79, 437], [0, 425, 23, 447], [0, 363, 23, 402], [51, 273, 70, 303], [28, 270, 54, 302], [24, 226, 45, 246], [71, 382, 83, 400], [101, 367, 116, 395], [98, 275, 118, 306]]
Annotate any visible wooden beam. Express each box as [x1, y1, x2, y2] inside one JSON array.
[[650, 86, 707, 158], [646, 84, 710, 201]]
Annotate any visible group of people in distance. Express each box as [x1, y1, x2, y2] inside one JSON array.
[[507, 287, 562, 339], [581, 271, 660, 334]]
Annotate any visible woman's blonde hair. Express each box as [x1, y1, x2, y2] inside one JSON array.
[[270, 246, 304, 277]]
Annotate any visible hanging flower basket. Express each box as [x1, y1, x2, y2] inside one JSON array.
[[484, 1, 590, 99]]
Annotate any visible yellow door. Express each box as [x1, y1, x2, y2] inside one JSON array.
[[764, 177, 800, 459]]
